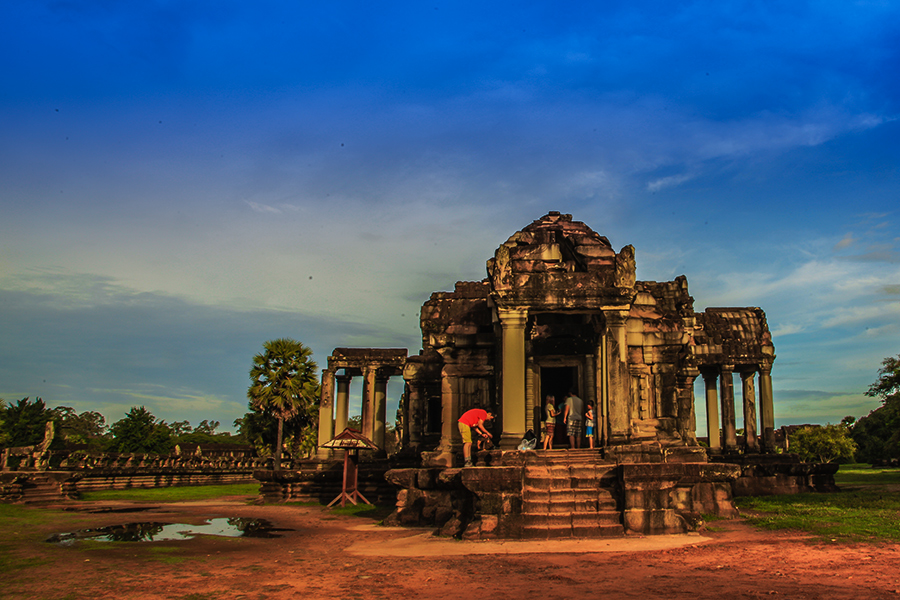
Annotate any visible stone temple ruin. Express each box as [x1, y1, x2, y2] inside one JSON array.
[[314, 212, 836, 538]]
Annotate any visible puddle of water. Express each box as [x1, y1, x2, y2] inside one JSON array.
[[46, 517, 288, 545]]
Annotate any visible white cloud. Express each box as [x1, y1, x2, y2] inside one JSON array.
[[246, 200, 281, 214], [647, 173, 693, 192]]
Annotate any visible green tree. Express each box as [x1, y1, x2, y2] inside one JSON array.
[[867, 355, 900, 400], [789, 424, 857, 463], [169, 420, 193, 436], [51, 406, 108, 448], [194, 419, 220, 435], [108, 406, 172, 454], [247, 338, 319, 469], [0, 397, 57, 448], [851, 354, 900, 463]]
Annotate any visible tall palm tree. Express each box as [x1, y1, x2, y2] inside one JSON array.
[[247, 338, 318, 470]]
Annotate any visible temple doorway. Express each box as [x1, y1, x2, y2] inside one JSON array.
[[540, 366, 577, 447]]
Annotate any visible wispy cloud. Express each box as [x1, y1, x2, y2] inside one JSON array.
[[246, 200, 281, 214], [647, 173, 693, 192], [834, 233, 857, 250]]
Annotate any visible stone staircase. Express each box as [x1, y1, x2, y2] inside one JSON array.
[[517, 449, 624, 538]]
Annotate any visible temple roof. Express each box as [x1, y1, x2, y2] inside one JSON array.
[[486, 211, 636, 309]]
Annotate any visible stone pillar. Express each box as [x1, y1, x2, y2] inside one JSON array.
[[498, 308, 528, 449], [676, 372, 697, 444], [720, 366, 737, 450], [741, 369, 759, 453], [316, 369, 336, 460], [703, 370, 720, 449], [585, 352, 597, 446], [526, 356, 536, 435], [758, 364, 776, 452], [606, 312, 631, 443], [403, 383, 416, 446], [362, 365, 377, 442], [335, 375, 351, 433], [598, 335, 608, 446], [373, 374, 389, 450], [431, 366, 458, 466]]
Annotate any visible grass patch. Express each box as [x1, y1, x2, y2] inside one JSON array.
[[0, 503, 70, 528], [735, 463, 900, 543], [833, 463, 900, 487], [327, 502, 394, 522], [79, 483, 259, 503]]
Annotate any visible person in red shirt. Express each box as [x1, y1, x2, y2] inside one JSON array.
[[457, 408, 494, 467]]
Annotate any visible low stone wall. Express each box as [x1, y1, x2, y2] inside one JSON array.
[[0, 447, 275, 503], [0, 469, 258, 503], [75, 470, 256, 492], [710, 453, 839, 496], [620, 462, 740, 535]]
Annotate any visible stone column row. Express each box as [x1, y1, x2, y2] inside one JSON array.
[[701, 364, 775, 453], [316, 367, 394, 459]]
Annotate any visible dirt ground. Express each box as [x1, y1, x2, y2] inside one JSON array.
[[5, 495, 900, 600]]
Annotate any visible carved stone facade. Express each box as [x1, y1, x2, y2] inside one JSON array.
[[388, 211, 776, 465], [310, 212, 832, 537]]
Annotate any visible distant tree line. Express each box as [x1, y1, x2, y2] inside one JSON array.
[[0, 337, 321, 460]]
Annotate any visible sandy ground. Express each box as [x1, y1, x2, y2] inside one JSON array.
[[5, 496, 900, 600]]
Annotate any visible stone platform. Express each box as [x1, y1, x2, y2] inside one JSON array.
[[384, 446, 744, 539]]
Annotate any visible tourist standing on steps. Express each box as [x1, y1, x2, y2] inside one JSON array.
[[584, 402, 595, 449], [543, 395, 558, 450], [563, 389, 584, 449], [458, 408, 494, 467]]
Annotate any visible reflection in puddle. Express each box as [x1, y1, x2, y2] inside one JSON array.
[[46, 517, 287, 544]]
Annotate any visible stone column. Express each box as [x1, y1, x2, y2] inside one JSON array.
[[720, 366, 737, 450], [741, 369, 759, 453], [606, 312, 631, 443], [758, 364, 776, 452], [498, 308, 528, 449], [676, 372, 697, 444], [526, 356, 536, 434], [402, 361, 423, 447], [598, 334, 608, 446], [402, 383, 415, 446], [373, 373, 389, 450], [362, 365, 377, 442], [316, 369, 336, 460], [432, 366, 458, 466], [585, 352, 597, 446], [335, 375, 351, 433], [703, 370, 720, 449]]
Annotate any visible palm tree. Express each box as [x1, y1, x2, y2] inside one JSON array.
[[247, 338, 319, 470]]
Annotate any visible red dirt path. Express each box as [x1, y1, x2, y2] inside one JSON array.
[[5, 496, 900, 600]]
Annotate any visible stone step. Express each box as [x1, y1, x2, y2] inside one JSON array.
[[522, 487, 618, 504], [521, 511, 625, 539], [523, 463, 618, 477], [523, 470, 619, 491], [522, 511, 622, 527]]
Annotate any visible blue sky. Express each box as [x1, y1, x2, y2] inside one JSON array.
[[1, 1, 898, 434]]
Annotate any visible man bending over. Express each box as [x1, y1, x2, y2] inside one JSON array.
[[458, 408, 495, 467]]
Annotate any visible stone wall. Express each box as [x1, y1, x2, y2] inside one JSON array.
[[0, 447, 269, 503]]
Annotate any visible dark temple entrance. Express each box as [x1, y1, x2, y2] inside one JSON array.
[[539, 366, 577, 446]]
